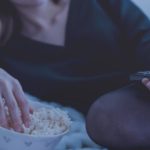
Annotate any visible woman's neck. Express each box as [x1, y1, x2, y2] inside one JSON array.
[[13, 0, 70, 40]]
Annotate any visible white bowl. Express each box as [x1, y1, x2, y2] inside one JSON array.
[[0, 100, 70, 150]]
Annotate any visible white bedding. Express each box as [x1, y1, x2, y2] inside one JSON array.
[[26, 94, 107, 150]]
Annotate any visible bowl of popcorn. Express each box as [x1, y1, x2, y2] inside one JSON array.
[[0, 100, 71, 150]]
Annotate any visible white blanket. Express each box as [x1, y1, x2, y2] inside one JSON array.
[[27, 94, 108, 150]]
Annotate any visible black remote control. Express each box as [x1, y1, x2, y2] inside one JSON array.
[[130, 71, 150, 81]]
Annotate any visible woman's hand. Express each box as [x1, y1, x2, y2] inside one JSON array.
[[142, 78, 150, 90], [0, 68, 31, 132]]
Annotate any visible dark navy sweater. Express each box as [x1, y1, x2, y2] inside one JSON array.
[[1, 0, 150, 113]]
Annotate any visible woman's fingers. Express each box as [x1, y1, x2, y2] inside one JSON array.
[[0, 96, 8, 128], [3, 88, 23, 132], [0, 68, 32, 132], [13, 79, 30, 127], [142, 78, 150, 90], [29, 106, 34, 114]]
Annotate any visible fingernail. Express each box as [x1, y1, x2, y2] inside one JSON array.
[[18, 127, 23, 133], [24, 118, 31, 128], [25, 121, 29, 128], [2, 123, 8, 129], [14, 125, 23, 133], [29, 107, 34, 114]]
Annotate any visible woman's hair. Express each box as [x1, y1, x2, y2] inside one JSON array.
[[0, 0, 21, 45]]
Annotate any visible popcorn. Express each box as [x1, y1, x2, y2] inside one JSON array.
[[23, 107, 71, 136], [3, 105, 71, 137]]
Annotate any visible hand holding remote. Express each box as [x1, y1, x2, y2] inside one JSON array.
[[130, 71, 150, 90]]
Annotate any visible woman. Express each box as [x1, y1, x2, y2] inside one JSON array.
[[0, 0, 150, 149]]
